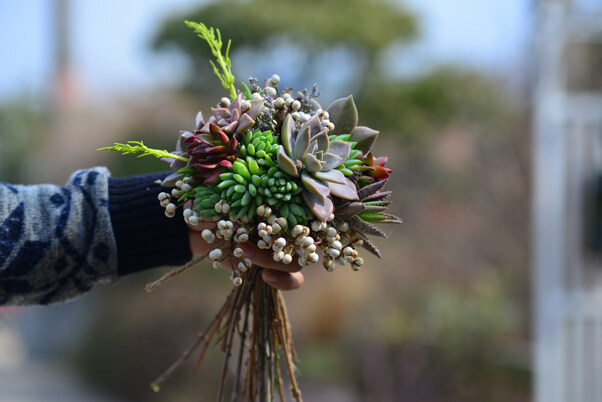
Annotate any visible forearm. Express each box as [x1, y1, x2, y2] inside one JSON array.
[[0, 168, 118, 305], [108, 172, 191, 276], [0, 169, 192, 305]]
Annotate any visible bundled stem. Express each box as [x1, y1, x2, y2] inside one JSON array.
[[149, 266, 303, 402]]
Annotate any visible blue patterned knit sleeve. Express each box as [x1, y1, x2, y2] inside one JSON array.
[[0, 167, 118, 305]]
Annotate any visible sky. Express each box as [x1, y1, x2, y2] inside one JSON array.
[[0, 0, 533, 101]]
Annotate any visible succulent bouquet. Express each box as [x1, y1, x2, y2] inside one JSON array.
[[101, 21, 401, 402]]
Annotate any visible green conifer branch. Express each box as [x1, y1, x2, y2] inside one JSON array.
[[98, 141, 190, 162], [185, 21, 237, 100]]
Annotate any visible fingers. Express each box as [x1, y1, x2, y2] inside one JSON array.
[[188, 228, 305, 291], [262, 270, 304, 291], [189, 228, 211, 255], [187, 220, 217, 233], [236, 242, 302, 273]]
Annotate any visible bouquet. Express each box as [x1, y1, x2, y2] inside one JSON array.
[[100, 21, 401, 402]]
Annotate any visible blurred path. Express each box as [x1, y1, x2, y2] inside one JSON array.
[[0, 304, 120, 402], [0, 358, 119, 402]]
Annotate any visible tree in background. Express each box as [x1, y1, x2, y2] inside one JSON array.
[[153, 0, 417, 98], [152, 0, 506, 144]]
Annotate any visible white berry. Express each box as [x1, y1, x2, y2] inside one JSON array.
[[209, 249, 223, 260]]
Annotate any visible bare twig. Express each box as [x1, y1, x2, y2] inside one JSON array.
[[274, 289, 303, 402], [145, 240, 226, 292], [150, 287, 234, 391], [151, 263, 303, 401], [233, 288, 252, 401]]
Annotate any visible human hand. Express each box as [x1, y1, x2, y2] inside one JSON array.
[[188, 221, 304, 291]]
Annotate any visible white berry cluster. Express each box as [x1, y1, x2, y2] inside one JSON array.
[[157, 178, 197, 220], [256, 206, 294, 264], [258, 208, 365, 272], [263, 74, 334, 130], [203, 224, 253, 286], [166, 190, 368, 286], [206, 243, 253, 287], [309, 215, 365, 272]]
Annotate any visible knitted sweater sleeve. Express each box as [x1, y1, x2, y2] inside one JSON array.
[[0, 168, 191, 306]]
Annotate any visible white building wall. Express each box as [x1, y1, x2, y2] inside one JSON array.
[[534, 1, 602, 401]]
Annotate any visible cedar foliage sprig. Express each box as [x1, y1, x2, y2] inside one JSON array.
[[185, 21, 236, 99], [97, 141, 190, 162]]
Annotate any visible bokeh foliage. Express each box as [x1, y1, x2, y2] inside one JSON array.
[[153, 0, 417, 96]]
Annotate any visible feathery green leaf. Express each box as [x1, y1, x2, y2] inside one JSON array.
[[185, 21, 236, 99], [98, 141, 190, 162]]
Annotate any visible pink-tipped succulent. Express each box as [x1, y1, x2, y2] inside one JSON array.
[[196, 93, 265, 135], [161, 95, 260, 186], [183, 124, 238, 185]]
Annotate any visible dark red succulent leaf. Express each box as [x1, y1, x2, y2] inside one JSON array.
[[228, 136, 238, 153], [373, 166, 392, 181], [194, 162, 220, 169], [374, 155, 388, 167], [218, 160, 233, 168], [359, 151, 392, 182], [183, 125, 239, 184], [184, 135, 202, 144], [217, 130, 229, 144], [209, 123, 222, 135], [206, 145, 228, 154], [203, 169, 224, 185]]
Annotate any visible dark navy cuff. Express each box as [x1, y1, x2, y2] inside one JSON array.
[[108, 172, 192, 276]]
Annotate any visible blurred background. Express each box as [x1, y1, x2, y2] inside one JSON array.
[[1, 0, 595, 401]]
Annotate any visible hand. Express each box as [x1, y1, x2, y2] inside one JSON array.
[[188, 221, 304, 291]]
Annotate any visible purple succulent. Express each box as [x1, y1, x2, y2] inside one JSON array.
[[196, 93, 264, 135]]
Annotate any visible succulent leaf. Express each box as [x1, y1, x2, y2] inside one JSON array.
[[350, 126, 379, 153], [322, 152, 344, 170], [308, 98, 322, 112], [362, 190, 392, 203], [281, 114, 295, 156], [335, 201, 366, 217], [194, 112, 204, 130], [304, 153, 323, 173], [277, 146, 299, 177], [327, 178, 359, 200], [350, 215, 387, 238], [357, 179, 388, 200], [327, 95, 358, 136], [293, 126, 311, 161], [161, 173, 184, 187], [300, 114, 322, 138], [301, 172, 330, 199], [314, 169, 346, 184], [236, 113, 255, 134], [248, 98, 265, 117], [358, 233, 383, 258], [328, 140, 352, 161], [312, 131, 329, 153], [302, 190, 334, 222], [195, 93, 264, 135], [357, 210, 389, 221]]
